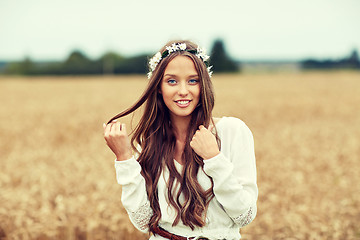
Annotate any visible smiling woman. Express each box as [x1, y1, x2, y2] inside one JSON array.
[[103, 40, 258, 240], [160, 56, 201, 123]]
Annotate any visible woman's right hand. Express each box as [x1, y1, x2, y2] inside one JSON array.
[[103, 120, 133, 161]]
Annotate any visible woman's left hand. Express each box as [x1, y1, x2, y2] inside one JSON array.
[[190, 125, 220, 160]]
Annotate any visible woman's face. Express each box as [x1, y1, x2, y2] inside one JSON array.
[[160, 55, 200, 121]]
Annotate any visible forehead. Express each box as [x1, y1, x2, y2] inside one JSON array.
[[164, 56, 198, 75]]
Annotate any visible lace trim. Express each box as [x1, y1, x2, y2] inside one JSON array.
[[232, 204, 257, 227], [128, 201, 153, 231]]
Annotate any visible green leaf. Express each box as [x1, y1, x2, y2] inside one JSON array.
[[162, 50, 169, 58]]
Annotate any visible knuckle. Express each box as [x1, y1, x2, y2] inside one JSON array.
[[110, 132, 120, 138], [115, 133, 123, 138]]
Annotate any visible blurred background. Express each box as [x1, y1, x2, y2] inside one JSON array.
[[1, 0, 359, 74], [0, 0, 359, 240]]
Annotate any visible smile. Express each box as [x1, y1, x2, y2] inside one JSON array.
[[175, 100, 192, 108]]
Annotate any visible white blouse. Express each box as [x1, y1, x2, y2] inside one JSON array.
[[114, 117, 258, 240]]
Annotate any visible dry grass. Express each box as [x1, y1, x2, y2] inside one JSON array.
[[0, 72, 359, 240]]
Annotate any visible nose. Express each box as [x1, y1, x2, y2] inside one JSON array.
[[178, 82, 189, 96]]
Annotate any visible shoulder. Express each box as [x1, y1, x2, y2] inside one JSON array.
[[216, 117, 254, 140], [216, 116, 248, 130]]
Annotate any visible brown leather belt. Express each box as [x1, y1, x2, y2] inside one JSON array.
[[152, 226, 209, 240]]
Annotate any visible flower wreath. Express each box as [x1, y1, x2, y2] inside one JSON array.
[[147, 43, 213, 79]]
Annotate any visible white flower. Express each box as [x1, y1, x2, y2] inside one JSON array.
[[166, 43, 187, 53], [147, 43, 213, 79], [165, 46, 173, 53], [147, 72, 153, 79], [153, 52, 162, 64], [195, 47, 210, 62], [154, 52, 161, 60], [207, 66, 213, 77], [166, 43, 177, 53], [179, 43, 187, 50], [202, 55, 210, 62], [149, 52, 162, 71]]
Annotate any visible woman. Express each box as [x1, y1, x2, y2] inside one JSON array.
[[103, 40, 258, 240]]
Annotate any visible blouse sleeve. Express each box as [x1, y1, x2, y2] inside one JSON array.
[[114, 157, 152, 233], [203, 118, 258, 227]]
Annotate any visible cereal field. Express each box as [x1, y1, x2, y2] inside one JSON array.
[[0, 72, 359, 240]]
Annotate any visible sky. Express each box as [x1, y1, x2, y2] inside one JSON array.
[[0, 0, 359, 61]]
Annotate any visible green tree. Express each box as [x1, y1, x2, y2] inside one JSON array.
[[210, 39, 239, 73], [4, 56, 36, 75], [62, 50, 98, 74], [21, 57, 35, 74], [97, 52, 125, 75], [114, 54, 148, 74], [346, 49, 360, 69]]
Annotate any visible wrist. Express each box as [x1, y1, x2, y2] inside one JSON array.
[[115, 153, 133, 161], [203, 150, 220, 160]]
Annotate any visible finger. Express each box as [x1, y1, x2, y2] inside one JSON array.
[[190, 139, 196, 148], [104, 123, 113, 137], [103, 123, 106, 130], [108, 122, 114, 132], [115, 122, 121, 134], [110, 121, 120, 132], [121, 123, 127, 134], [106, 120, 115, 132], [199, 125, 205, 130]]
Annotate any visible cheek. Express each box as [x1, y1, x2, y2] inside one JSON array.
[[194, 86, 201, 100], [160, 85, 172, 103]]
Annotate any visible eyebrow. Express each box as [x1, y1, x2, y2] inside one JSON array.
[[164, 74, 199, 78], [188, 74, 199, 78]]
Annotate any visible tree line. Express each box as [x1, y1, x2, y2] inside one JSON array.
[[301, 49, 360, 70], [1, 40, 359, 76], [0, 39, 238, 76]]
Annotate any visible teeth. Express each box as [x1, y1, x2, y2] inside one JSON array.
[[177, 100, 190, 105]]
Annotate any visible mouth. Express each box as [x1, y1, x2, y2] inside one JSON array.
[[174, 100, 192, 108]]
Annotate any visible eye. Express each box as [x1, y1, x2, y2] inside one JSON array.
[[167, 79, 177, 85], [188, 79, 199, 85]]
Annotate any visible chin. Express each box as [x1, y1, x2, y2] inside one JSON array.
[[171, 110, 195, 119]]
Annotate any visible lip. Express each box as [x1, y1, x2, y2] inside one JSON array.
[[174, 99, 192, 108]]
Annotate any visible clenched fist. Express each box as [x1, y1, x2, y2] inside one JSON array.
[[103, 120, 132, 161], [190, 125, 220, 160]]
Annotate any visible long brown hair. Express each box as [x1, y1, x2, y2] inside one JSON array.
[[108, 40, 219, 230]]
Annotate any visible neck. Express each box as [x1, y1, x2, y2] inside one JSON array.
[[170, 115, 191, 141]]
